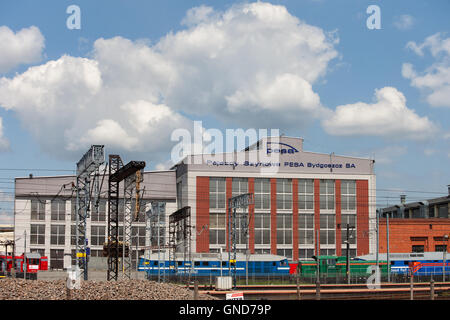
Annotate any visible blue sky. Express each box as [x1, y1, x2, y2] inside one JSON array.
[[0, 0, 449, 223]]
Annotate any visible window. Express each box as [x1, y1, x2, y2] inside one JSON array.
[[298, 214, 314, 245], [438, 204, 449, 218], [131, 226, 146, 247], [91, 200, 106, 222], [435, 245, 447, 252], [254, 178, 270, 210], [254, 213, 270, 245], [342, 248, 357, 258], [299, 248, 314, 260], [320, 180, 335, 210], [277, 249, 292, 259], [341, 215, 356, 245], [232, 178, 248, 196], [51, 200, 66, 221], [70, 225, 83, 246], [320, 249, 336, 256], [276, 213, 292, 245], [341, 180, 356, 211], [50, 249, 64, 270], [71, 200, 77, 221], [298, 179, 314, 210], [412, 245, 424, 253], [50, 225, 65, 245], [210, 177, 226, 209], [276, 179, 292, 210], [30, 224, 45, 245], [209, 213, 226, 246], [91, 226, 106, 246], [320, 214, 335, 245], [31, 200, 45, 221]]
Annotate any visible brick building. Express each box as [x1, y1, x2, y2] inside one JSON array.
[[173, 136, 376, 261], [379, 191, 450, 254]]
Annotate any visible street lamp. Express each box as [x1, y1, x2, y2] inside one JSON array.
[[443, 234, 449, 283], [345, 224, 355, 285]]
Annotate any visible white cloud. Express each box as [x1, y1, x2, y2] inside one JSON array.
[[403, 33, 450, 107], [393, 15, 415, 31], [0, 118, 10, 151], [0, 26, 45, 73], [322, 87, 436, 140], [0, 2, 339, 162]]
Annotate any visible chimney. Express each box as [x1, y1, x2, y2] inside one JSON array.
[[400, 195, 406, 204], [29, 174, 33, 179]]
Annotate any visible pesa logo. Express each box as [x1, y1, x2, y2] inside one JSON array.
[[267, 142, 299, 155]]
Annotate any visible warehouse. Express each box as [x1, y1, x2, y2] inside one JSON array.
[[13, 135, 377, 269], [14, 171, 176, 270]]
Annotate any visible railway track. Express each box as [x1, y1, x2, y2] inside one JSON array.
[[197, 282, 450, 300]]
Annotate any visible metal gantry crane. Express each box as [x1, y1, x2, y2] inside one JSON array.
[[75, 145, 105, 281], [106, 155, 145, 281]]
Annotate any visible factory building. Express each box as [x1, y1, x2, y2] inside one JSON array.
[[13, 136, 377, 269], [379, 191, 450, 254], [172, 136, 376, 261], [14, 171, 176, 269]]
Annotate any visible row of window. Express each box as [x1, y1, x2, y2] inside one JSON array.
[[209, 178, 357, 211], [209, 213, 357, 246], [31, 199, 148, 222], [29, 224, 147, 246]]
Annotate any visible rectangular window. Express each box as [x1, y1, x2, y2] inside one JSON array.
[[254, 178, 270, 210], [209, 213, 226, 246], [30, 224, 45, 245], [254, 212, 270, 245], [298, 179, 314, 210], [51, 200, 66, 221], [50, 225, 65, 245], [341, 180, 356, 211], [298, 214, 314, 245], [277, 248, 292, 260], [91, 225, 106, 246], [320, 214, 335, 245], [50, 249, 64, 270], [131, 226, 146, 247], [299, 248, 314, 260], [31, 200, 45, 221], [232, 177, 248, 196], [210, 177, 226, 209], [276, 213, 292, 245], [435, 245, 447, 252], [276, 179, 292, 210], [320, 249, 336, 256], [91, 199, 106, 222], [320, 180, 335, 210], [412, 245, 425, 253]]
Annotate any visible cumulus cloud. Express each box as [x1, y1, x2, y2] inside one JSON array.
[[393, 15, 415, 31], [403, 33, 450, 107], [322, 87, 436, 140], [0, 26, 45, 73], [0, 2, 339, 162]]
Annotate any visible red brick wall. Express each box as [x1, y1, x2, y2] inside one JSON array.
[[379, 219, 450, 253], [356, 180, 369, 255], [271, 178, 277, 255], [196, 176, 209, 253], [292, 179, 299, 260]]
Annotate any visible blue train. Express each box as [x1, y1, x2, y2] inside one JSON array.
[[357, 252, 450, 276], [138, 252, 290, 277]]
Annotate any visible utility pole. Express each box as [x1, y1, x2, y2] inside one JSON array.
[[376, 209, 379, 275], [346, 224, 350, 285], [386, 212, 390, 282], [444, 234, 448, 283]]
